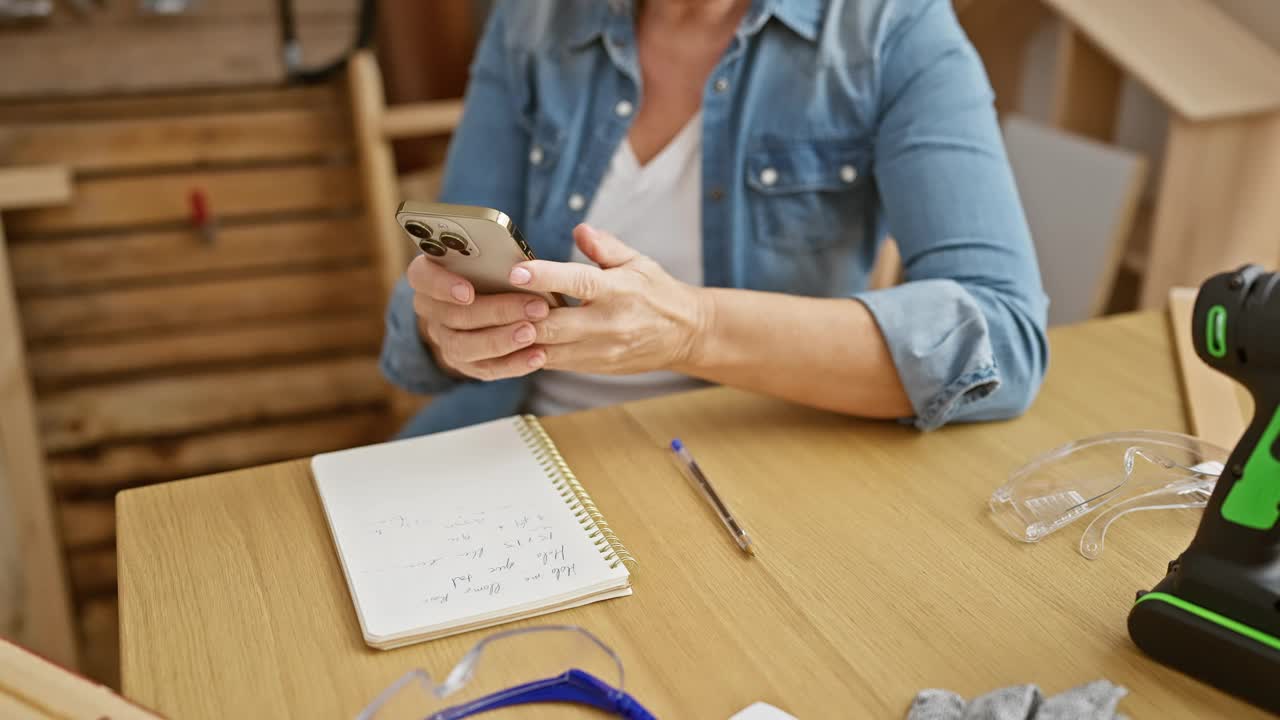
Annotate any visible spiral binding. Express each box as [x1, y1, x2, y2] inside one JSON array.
[[514, 415, 637, 570]]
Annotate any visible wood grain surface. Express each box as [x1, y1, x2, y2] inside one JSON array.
[[117, 313, 1264, 718], [38, 357, 386, 452]]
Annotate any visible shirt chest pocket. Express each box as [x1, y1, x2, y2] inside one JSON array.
[[745, 138, 871, 252]]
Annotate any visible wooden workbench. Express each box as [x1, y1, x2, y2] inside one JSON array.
[[116, 312, 1264, 718]]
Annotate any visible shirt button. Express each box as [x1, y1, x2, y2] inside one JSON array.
[[614, 100, 634, 118], [840, 164, 858, 183], [759, 167, 778, 187], [709, 187, 725, 201], [529, 146, 544, 165], [713, 78, 730, 94], [568, 193, 586, 211]]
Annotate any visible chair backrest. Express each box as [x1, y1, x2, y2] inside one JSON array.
[[1003, 114, 1147, 325], [346, 50, 462, 298]]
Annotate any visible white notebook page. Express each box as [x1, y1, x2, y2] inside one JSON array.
[[313, 417, 630, 646]]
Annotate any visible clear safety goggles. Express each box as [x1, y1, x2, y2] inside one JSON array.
[[988, 431, 1227, 559], [357, 625, 654, 719]]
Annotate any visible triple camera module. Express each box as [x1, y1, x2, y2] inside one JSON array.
[[404, 220, 473, 258]]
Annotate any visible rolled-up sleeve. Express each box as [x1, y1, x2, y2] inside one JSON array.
[[379, 0, 530, 395], [854, 0, 1048, 430]]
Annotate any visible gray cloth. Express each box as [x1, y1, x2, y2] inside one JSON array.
[[907, 680, 1129, 720]]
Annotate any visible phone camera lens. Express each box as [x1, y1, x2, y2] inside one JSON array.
[[419, 239, 447, 257], [440, 232, 468, 253], [405, 221, 433, 240]]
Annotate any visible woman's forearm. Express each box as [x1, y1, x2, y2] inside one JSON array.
[[675, 287, 914, 418]]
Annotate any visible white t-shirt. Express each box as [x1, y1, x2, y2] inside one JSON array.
[[528, 112, 706, 416]]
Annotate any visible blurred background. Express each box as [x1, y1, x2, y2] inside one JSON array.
[[0, 0, 1277, 692]]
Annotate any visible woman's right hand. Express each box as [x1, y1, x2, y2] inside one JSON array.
[[407, 255, 549, 381]]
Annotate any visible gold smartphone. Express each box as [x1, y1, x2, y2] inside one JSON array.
[[396, 201, 564, 307]]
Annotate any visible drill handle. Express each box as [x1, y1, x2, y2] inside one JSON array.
[[1190, 265, 1280, 553]]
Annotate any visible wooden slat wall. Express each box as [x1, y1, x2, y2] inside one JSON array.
[[29, 315, 382, 390], [40, 358, 386, 451], [48, 411, 391, 493], [21, 267, 379, 341], [1, 81, 396, 687], [8, 164, 360, 235], [11, 216, 369, 293], [0, 109, 352, 173]]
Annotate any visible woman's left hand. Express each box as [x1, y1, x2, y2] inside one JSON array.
[[509, 224, 708, 375]]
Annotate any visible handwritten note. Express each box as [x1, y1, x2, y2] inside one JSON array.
[[352, 506, 577, 609], [312, 416, 631, 645]]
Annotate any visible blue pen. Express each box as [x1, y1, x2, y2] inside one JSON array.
[[670, 439, 755, 556]]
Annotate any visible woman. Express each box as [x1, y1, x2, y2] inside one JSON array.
[[381, 0, 1048, 436]]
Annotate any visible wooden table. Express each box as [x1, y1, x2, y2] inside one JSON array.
[[117, 312, 1264, 718]]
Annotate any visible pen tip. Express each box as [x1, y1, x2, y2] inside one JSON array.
[[670, 438, 683, 452]]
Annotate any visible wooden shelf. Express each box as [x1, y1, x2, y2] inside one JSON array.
[[1044, 0, 1280, 121]]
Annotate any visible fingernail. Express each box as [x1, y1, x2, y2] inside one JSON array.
[[509, 267, 532, 285], [527, 351, 546, 369], [525, 300, 549, 319], [450, 283, 471, 303], [514, 325, 536, 344]]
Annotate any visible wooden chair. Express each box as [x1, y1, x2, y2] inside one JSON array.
[[346, 50, 467, 424]]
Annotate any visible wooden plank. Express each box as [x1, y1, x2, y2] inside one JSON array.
[[29, 314, 381, 390], [348, 51, 407, 302], [0, 20, 353, 99], [1042, 0, 1280, 121], [67, 548, 116, 597], [1168, 287, 1251, 450], [21, 266, 379, 342], [381, 100, 464, 140], [38, 357, 386, 451], [0, 691, 44, 720], [1050, 23, 1123, 141], [0, 110, 352, 174], [0, 218, 78, 667], [11, 216, 369, 293], [6, 163, 360, 236], [0, 166, 71, 212], [0, 85, 342, 124], [48, 410, 391, 493], [59, 503, 114, 550], [957, 0, 1049, 116], [0, 637, 158, 719], [1003, 116, 1147, 325], [1140, 113, 1280, 308]]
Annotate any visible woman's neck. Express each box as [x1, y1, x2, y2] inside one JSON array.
[[639, 0, 750, 31]]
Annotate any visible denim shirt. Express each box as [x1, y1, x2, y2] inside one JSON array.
[[381, 0, 1049, 436]]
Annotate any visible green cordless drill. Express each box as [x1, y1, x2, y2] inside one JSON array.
[[1129, 264, 1280, 712]]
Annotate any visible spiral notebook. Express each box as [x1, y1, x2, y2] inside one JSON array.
[[312, 415, 634, 650]]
